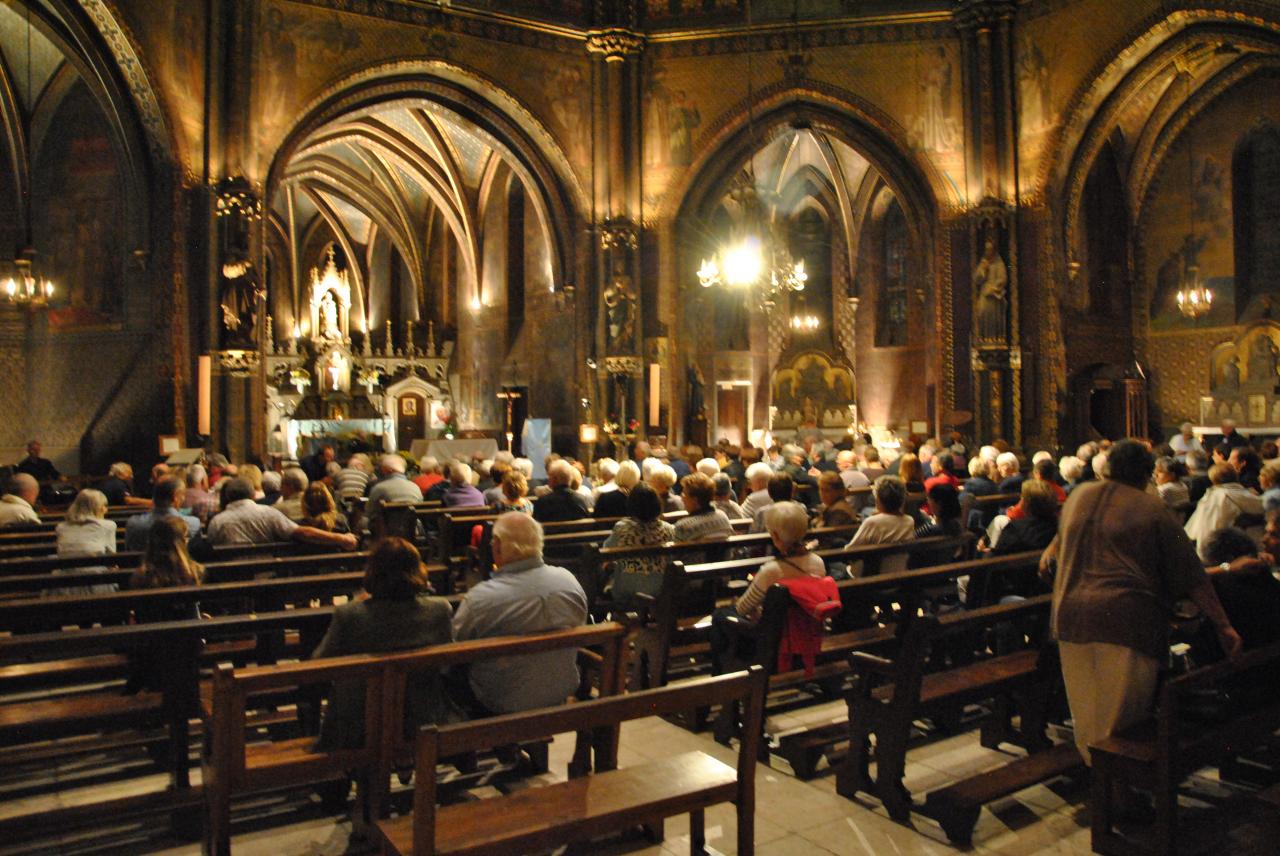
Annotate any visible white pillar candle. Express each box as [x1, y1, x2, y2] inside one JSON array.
[[197, 355, 212, 437]]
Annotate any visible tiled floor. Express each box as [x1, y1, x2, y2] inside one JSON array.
[[1, 698, 1273, 855]]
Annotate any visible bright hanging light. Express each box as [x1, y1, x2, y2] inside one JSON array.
[[1176, 266, 1213, 318]]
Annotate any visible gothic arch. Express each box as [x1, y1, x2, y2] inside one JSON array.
[[264, 60, 586, 291], [1049, 10, 1280, 267]]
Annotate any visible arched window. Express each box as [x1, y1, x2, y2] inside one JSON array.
[[876, 199, 909, 347], [1083, 138, 1129, 316], [1233, 124, 1280, 318]]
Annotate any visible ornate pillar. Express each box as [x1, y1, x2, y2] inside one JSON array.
[[587, 26, 647, 444], [957, 0, 1022, 445]]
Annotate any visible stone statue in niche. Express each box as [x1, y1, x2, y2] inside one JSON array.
[[1248, 334, 1279, 386], [319, 291, 340, 340], [220, 263, 265, 346], [685, 363, 706, 444], [973, 238, 1008, 342], [604, 262, 636, 351]]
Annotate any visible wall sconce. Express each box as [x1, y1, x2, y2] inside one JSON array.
[[579, 423, 599, 444]]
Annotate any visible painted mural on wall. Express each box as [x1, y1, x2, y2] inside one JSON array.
[[32, 82, 124, 330], [1145, 74, 1280, 332], [1204, 322, 1280, 425], [770, 350, 855, 430]]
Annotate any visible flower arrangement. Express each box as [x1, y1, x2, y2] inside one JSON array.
[[601, 414, 639, 436], [435, 405, 459, 438]]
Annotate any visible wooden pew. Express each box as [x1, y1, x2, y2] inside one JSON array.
[[203, 622, 629, 856], [0, 607, 339, 842], [375, 666, 768, 856], [0, 540, 328, 577], [834, 594, 1063, 824], [1089, 640, 1280, 856]]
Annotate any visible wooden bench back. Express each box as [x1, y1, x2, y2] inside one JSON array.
[[408, 666, 767, 856], [208, 621, 629, 795]]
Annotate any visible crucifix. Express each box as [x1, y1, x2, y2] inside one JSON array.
[[495, 388, 522, 452]]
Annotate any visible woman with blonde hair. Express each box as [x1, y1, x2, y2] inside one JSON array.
[[131, 515, 204, 590], [594, 460, 639, 518], [301, 483, 348, 532], [493, 470, 533, 514], [52, 489, 118, 594], [237, 463, 266, 499]]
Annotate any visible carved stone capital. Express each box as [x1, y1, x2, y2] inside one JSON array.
[[604, 355, 644, 377], [213, 349, 261, 377], [586, 28, 644, 61], [599, 217, 639, 250], [954, 0, 1017, 30]]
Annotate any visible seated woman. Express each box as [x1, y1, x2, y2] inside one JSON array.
[[594, 460, 638, 519], [672, 473, 734, 542], [602, 483, 674, 607], [911, 483, 965, 568], [710, 501, 827, 676], [965, 480, 1059, 607], [492, 470, 533, 514], [844, 475, 915, 577], [126, 516, 206, 691], [52, 488, 118, 594], [300, 482, 349, 533], [312, 537, 455, 751]]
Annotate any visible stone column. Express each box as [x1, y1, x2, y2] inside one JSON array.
[[957, 0, 1023, 446], [587, 28, 647, 442]]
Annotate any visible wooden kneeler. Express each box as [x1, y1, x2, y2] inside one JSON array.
[[376, 666, 768, 856]]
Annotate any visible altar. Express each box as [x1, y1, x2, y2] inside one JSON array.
[[1202, 321, 1280, 426], [263, 250, 456, 460]]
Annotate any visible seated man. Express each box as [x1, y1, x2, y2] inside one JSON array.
[[1196, 525, 1280, 656], [15, 440, 59, 483], [0, 474, 40, 528], [532, 459, 590, 523], [366, 454, 424, 532], [740, 462, 775, 518], [995, 451, 1026, 494], [749, 473, 795, 533], [273, 468, 309, 521], [182, 464, 221, 524], [1185, 463, 1264, 556], [451, 513, 588, 713], [442, 462, 485, 508], [124, 477, 201, 551], [100, 462, 153, 507], [207, 477, 358, 550], [711, 472, 747, 520]]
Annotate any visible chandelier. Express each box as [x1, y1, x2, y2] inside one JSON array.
[[1175, 70, 1211, 320], [4, 5, 55, 309], [1176, 265, 1212, 318], [697, 184, 808, 308], [790, 311, 820, 331], [695, 0, 806, 310]]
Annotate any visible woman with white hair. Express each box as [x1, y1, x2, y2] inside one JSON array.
[[595, 460, 638, 518], [647, 464, 684, 513], [53, 489, 118, 594], [591, 458, 620, 502], [1058, 455, 1085, 495], [709, 501, 827, 674]]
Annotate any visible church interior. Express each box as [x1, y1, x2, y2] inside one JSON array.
[[1, 0, 1280, 853]]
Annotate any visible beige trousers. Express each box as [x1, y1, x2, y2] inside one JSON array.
[[1058, 641, 1160, 766]]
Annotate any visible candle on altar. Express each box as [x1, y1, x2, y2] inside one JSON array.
[[385, 319, 393, 354]]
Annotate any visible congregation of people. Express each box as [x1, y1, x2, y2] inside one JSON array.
[[4, 416, 1278, 790]]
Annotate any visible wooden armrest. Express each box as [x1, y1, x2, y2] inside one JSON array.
[[849, 651, 896, 675], [726, 579, 749, 591]]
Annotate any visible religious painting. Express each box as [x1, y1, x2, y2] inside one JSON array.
[[770, 351, 855, 430], [1149, 234, 1235, 330], [544, 64, 591, 165], [644, 66, 701, 169], [401, 397, 418, 417], [33, 81, 125, 330], [908, 45, 961, 155]]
